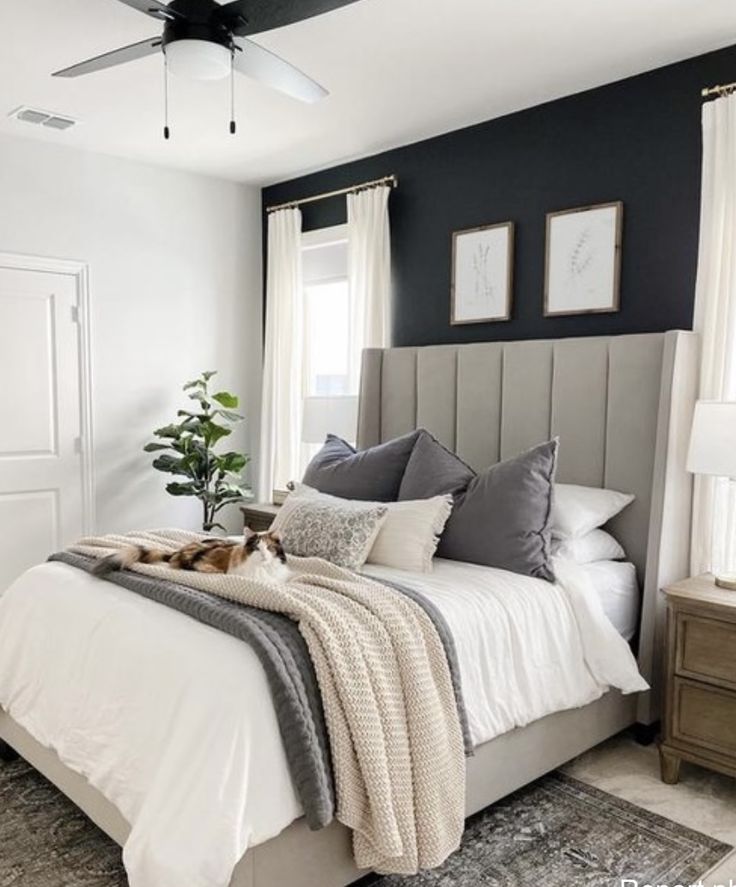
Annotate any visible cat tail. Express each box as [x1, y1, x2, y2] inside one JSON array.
[[91, 545, 170, 577]]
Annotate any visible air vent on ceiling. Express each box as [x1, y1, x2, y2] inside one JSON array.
[[8, 106, 79, 131]]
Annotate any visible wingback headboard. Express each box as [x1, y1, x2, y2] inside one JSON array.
[[357, 331, 699, 723]]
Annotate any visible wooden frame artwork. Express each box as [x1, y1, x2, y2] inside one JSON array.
[[451, 221, 514, 325], [544, 201, 623, 317]]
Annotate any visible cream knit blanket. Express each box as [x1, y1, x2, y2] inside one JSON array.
[[70, 529, 466, 874]]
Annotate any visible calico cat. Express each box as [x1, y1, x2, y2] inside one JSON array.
[[92, 528, 290, 582]]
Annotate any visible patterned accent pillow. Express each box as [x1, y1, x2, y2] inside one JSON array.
[[291, 483, 454, 573], [271, 496, 388, 569]]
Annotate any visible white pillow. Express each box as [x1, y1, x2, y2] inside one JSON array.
[[552, 483, 635, 539], [551, 528, 625, 564], [290, 483, 453, 573]]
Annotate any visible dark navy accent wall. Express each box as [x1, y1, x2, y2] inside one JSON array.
[[262, 45, 736, 347]]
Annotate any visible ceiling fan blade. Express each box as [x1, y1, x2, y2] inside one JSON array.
[[219, 0, 360, 37], [53, 37, 162, 77], [114, 0, 182, 21], [233, 38, 328, 103]]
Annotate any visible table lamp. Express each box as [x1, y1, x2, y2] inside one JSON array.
[[687, 400, 736, 589]]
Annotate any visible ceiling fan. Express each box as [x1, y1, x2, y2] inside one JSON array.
[[53, 0, 359, 136]]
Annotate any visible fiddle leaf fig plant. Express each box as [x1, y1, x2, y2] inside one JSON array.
[[144, 371, 251, 533]]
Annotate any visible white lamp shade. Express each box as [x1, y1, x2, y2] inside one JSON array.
[[166, 39, 231, 81], [687, 400, 736, 478], [302, 396, 358, 444]]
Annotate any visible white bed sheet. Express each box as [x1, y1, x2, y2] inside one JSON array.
[[578, 560, 640, 642], [0, 556, 646, 887]]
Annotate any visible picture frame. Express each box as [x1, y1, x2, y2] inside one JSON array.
[[451, 221, 514, 325], [544, 201, 623, 317]]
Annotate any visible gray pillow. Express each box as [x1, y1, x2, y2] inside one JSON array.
[[401, 432, 558, 580], [399, 430, 474, 500], [433, 439, 558, 581], [302, 431, 421, 501]]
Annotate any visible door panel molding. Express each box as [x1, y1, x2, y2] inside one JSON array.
[[0, 489, 60, 547], [0, 252, 94, 534], [0, 288, 58, 458]]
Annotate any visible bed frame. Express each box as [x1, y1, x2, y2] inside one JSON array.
[[0, 330, 699, 887]]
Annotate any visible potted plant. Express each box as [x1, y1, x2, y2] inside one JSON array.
[[144, 371, 251, 532]]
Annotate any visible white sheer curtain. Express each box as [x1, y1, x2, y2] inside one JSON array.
[[258, 188, 391, 497], [347, 185, 391, 389], [258, 207, 303, 500], [691, 94, 736, 575]]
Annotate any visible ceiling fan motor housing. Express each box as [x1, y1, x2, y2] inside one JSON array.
[[162, 0, 242, 50]]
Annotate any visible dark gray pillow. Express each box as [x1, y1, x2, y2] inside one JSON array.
[[302, 430, 421, 501], [436, 439, 559, 581], [398, 430, 474, 500]]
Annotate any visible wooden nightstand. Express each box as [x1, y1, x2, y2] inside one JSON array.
[[240, 502, 281, 533], [660, 575, 736, 784]]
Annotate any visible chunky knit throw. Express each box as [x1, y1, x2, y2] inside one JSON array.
[[69, 529, 466, 874]]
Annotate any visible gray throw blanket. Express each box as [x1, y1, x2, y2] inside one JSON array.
[[50, 551, 472, 835]]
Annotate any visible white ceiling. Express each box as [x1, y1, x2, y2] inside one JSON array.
[[2, 0, 736, 186]]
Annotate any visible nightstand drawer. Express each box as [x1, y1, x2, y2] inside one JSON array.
[[672, 678, 736, 759], [676, 613, 736, 690]]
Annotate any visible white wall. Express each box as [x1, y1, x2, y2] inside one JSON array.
[[0, 133, 262, 534]]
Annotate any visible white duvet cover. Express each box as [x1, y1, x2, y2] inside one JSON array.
[[0, 556, 646, 887], [578, 559, 640, 642]]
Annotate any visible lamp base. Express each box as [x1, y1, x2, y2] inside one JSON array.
[[715, 573, 736, 591]]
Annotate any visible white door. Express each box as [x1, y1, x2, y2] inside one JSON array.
[[0, 263, 88, 592]]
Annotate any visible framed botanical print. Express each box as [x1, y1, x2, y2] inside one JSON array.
[[451, 221, 514, 324], [544, 201, 623, 317]]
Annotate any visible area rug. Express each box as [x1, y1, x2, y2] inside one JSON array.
[[367, 772, 733, 887], [0, 759, 731, 887], [0, 757, 126, 886]]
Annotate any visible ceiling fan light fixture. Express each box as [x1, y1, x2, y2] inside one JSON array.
[[165, 39, 231, 81]]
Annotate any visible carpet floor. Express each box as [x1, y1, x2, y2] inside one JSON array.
[[0, 757, 731, 887]]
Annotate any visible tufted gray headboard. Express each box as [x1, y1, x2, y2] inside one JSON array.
[[357, 331, 699, 722]]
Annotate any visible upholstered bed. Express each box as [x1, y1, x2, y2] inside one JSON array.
[[0, 330, 698, 887]]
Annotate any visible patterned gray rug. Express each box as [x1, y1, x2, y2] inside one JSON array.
[[0, 759, 731, 887], [366, 772, 732, 887]]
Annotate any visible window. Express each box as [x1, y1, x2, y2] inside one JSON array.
[[300, 225, 351, 471]]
